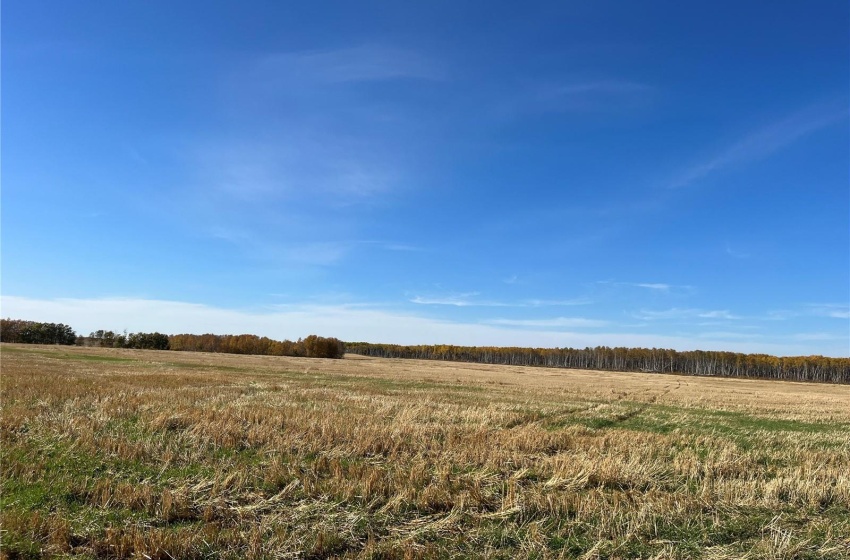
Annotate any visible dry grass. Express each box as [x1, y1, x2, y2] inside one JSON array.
[[1, 343, 849, 559]]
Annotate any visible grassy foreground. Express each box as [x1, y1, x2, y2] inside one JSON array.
[[1, 344, 849, 559]]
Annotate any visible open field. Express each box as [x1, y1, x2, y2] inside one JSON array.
[[2, 343, 849, 559]]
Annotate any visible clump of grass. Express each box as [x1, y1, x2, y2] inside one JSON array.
[[2, 344, 849, 558]]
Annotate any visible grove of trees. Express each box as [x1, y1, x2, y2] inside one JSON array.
[[4, 317, 847, 380], [0, 319, 77, 345], [87, 330, 170, 350], [345, 343, 850, 384], [169, 333, 345, 359], [2, 319, 344, 359]]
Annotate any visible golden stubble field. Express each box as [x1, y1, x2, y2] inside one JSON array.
[[1, 343, 849, 559]]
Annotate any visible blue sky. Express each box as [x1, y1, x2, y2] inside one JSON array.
[[3, 1, 848, 356]]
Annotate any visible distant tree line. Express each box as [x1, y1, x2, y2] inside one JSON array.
[[4, 317, 845, 379], [1, 318, 344, 359], [86, 330, 170, 350], [0, 319, 77, 345], [169, 333, 345, 359], [345, 343, 850, 384]]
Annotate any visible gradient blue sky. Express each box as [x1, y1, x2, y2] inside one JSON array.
[[3, 1, 849, 356]]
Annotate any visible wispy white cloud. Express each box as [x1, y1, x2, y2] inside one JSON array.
[[176, 134, 401, 267], [523, 298, 593, 307], [174, 44, 434, 266], [525, 79, 655, 115], [355, 240, 424, 253], [807, 303, 850, 320], [697, 310, 741, 320], [633, 308, 699, 320], [766, 304, 850, 321], [485, 317, 608, 328], [792, 332, 847, 341], [209, 226, 253, 243], [410, 294, 592, 308], [255, 45, 443, 85], [698, 331, 763, 340], [282, 242, 349, 266], [598, 281, 693, 294], [725, 243, 751, 259], [4, 295, 837, 356], [204, 224, 351, 267], [380, 243, 422, 252], [554, 80, 652, 96], [765, 310, 792, 321], [635, 308, 741, 321], [669, 102, 848, 189], [123, 144, 149, 165], [635, 283, 672, 291], [409, 293, 510, 307], [192, 138, 397, 204]]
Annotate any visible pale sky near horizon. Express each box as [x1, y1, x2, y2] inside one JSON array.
[[3, 1, 849, 356]]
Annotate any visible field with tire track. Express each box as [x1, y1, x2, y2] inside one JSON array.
[[2, 343, 849, 559]]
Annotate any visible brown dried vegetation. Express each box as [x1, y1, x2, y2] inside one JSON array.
[[1, 344, 849, 559]]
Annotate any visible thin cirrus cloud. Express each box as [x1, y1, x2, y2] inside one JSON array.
[[180, 135, 400, 263], [529, 79, 654, 114], [253, 45, 444, 85], [248, 239, 351, 267], [410, 294, 593, 308], [766, 304, 850, 321], [634, 308, 741, 321], [698, 331, 763, 340], [669, 101, 848, 189], [410, 293, 510, 307], [194, 138, 397, 203], [197, 46, 436, 209], [792, 332, 847, 341], [697, 310, 741, 320], [554, 80, 653, 96], [523, 298, 593, 307], [635, 283, 673, 291], [357, 241, 423, 253], [485, 317, 608, 328], [725, 243, 751, 259], [807, 304, 850, 320], [598, 281, 693, 294]]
